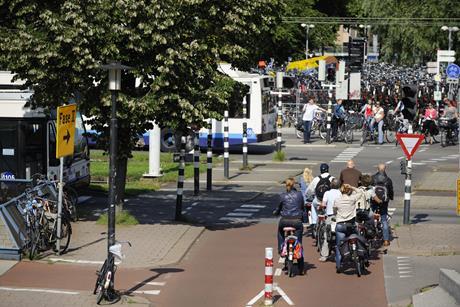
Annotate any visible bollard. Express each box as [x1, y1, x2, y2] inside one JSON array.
[[175, 136, 186, 221], [326, 90, 332, 144], [193, 130, 200, 196], [264, 247, 274, 306], [276, 93, 282, 152], [243, 96, 248, 168], [207, 120, 212, 191], [224, 111, 229, 179]]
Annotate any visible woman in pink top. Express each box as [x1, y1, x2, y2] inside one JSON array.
[[422, 103, 438, 144]]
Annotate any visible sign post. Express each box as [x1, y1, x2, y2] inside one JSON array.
[[396, 133, 424, 224], [457, 179, 460, 216], [56, 104, 76, 254]]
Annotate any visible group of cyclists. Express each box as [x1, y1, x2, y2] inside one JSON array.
[[275, 160, 394, 275], [299, 95, 459, 146]]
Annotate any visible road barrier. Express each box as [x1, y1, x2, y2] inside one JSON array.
[[224, 110, 229, 179], [193, 130, 200, 196], [264, 247, 274, 306], [207, 120, 212, 191], [175, 136, 186, 221]]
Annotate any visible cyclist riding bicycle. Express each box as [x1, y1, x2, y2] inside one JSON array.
[[370, 101, 385, 144], [332, 99, 346, 140]]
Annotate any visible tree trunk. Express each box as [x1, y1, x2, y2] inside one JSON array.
[[115, 156, 128, 212]]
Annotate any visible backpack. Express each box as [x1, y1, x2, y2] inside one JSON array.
[[315, 175, 331, 201], [374, 184, 388, 203], [356, 187, 368, 210]]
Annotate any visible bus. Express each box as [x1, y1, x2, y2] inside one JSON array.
[[0, 71, 90, 187]]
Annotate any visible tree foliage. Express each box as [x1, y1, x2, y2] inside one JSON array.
[[0, 0, 282, 204], [347, 0, 460, 64]]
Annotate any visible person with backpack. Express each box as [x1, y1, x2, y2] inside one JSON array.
[[371, 164, 394, 247], [306, 163, 335, 237]]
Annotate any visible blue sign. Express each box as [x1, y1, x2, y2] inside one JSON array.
[[1, 171, 15, 180], [446, 63, 460, 79]]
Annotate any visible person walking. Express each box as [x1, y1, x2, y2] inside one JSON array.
[[422, 103, 438, 144], [339, 160, 362, 187], [302, 98, 326, 144], [370, 101, 385, 144], [318, 178, 341, 262], [332, 99, 346, 140], [371, 163, 394, 247]]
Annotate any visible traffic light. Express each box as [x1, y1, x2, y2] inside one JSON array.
[[347, 37, 365, 72], [327, 67, 335, 82], [400, 160, 407, 175], [401, 85, 417, 121]]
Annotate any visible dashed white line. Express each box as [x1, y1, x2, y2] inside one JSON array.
[[226, 212, 253, 217], [275, 268, 282, 276], [0, 287, 79, 295], [385, 160, 393, 165], [133, 290, 161, 295], [241, 204, 266, 209], [397, 156, 405, 160], [431, 158, 447, 161], [235, 208, 260, 212]]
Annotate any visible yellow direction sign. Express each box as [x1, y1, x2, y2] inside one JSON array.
[[56, 104, 77, 158]]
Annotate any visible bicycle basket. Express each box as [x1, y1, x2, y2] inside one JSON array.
[[109, 243, 125, 260]]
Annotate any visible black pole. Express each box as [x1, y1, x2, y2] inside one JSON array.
[[193, 130, 200, 196], [224, 111, 229, 179], [326, 88, 332, 144], [207, 120, 212, 191], [242, 96, 248, 168], [403, 158, 412, 224], [175, 136, 186, 220], [107, 90, 117, 293], [276, 93, 282, 152]]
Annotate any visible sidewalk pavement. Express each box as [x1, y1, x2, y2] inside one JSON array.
[[0, 290, 151, 307], [414, 171, 458, 192], [389, 224, 460, 256], [391, 195, 456, 209]]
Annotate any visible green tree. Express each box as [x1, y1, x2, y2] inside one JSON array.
[[258, 0, 338, 63], [347, 0, 460, 64], [0, 0, 282, 208]]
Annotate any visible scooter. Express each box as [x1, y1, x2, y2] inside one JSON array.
[[281, 227, 304, 278]]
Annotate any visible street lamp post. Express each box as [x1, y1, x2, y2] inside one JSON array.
[[101, 61, 131, 300], [301, 23, 315, 60], [441, 26, 459, 51]]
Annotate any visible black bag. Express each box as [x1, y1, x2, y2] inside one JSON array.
[[315, 175, 331, 201], [374, 184, 388, 203]]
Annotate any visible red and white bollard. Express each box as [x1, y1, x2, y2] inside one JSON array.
[[264, 247, 274, 306]]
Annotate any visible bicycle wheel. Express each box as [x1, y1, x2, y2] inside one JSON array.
[[385, 129, 396, 143], [63, 194, 77, 222], [319, 123, 326, 139], [28, 227, 38, 260], [345, 128, 354, 144], [356, 258, 362, 277], [441, 130, 447, 147], [360, 128, 367, 146], [58, 219, 72, 253], [296, 129, 303, 139], [94, 259, 108, 294], [96, 283, 106, 304]]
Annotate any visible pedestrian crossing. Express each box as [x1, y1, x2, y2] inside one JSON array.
[[330, 147, 363, 163], [219, 204, 267, 222], [412, 154, 459, 166]]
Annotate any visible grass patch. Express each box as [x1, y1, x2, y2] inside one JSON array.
[[90, 150, 222, 195], [239, 164, 254, 171], [273, 150, 285, 162], [96, 210, 139, 226]]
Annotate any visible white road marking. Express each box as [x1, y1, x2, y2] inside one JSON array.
[[397, 256, 410, 259], [0, 287, 79, 295], [331, 147, 363, 163], [241, 204, 266, 209], [218, 217, 247, 222], [274, 268, 282, 276], [431, 158, 447, 161], [275, 286, 294, 305], [412, 162, 426, 165], [419, 160, 437, 163], [48, 258, 122, 265], [398, 271, 413, 274], [279, 257, 285, 264], [246, 289, 265, 306], [385, 160, 393, 164], [419, 149, 426, 152], [136, 282, 166, 286], [399, 275, 413, 278], [397, 156, 405, 160], [133, 290, 161, 295], [235, 208, 260, 212], [191, 202, 199, 207], [226, 212, 253, 217]]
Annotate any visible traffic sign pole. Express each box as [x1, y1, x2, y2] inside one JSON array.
[[55, 104, 76, 255], [403, 157, 412, 225]]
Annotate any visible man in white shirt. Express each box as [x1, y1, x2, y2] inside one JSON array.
[[302, 98, 326, 143], [318, 178, 341, 261], [370, 101, 385, 144]]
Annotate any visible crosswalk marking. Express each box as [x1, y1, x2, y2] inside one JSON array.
[[241, 204, 266, 208], [235, 208, 260, 212], [226, 212, 253, 217], [331, 147, 363, 163], [133, 290, 161, 295]]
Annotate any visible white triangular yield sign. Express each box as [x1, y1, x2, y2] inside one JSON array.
[[396, 133, 424, 160]]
